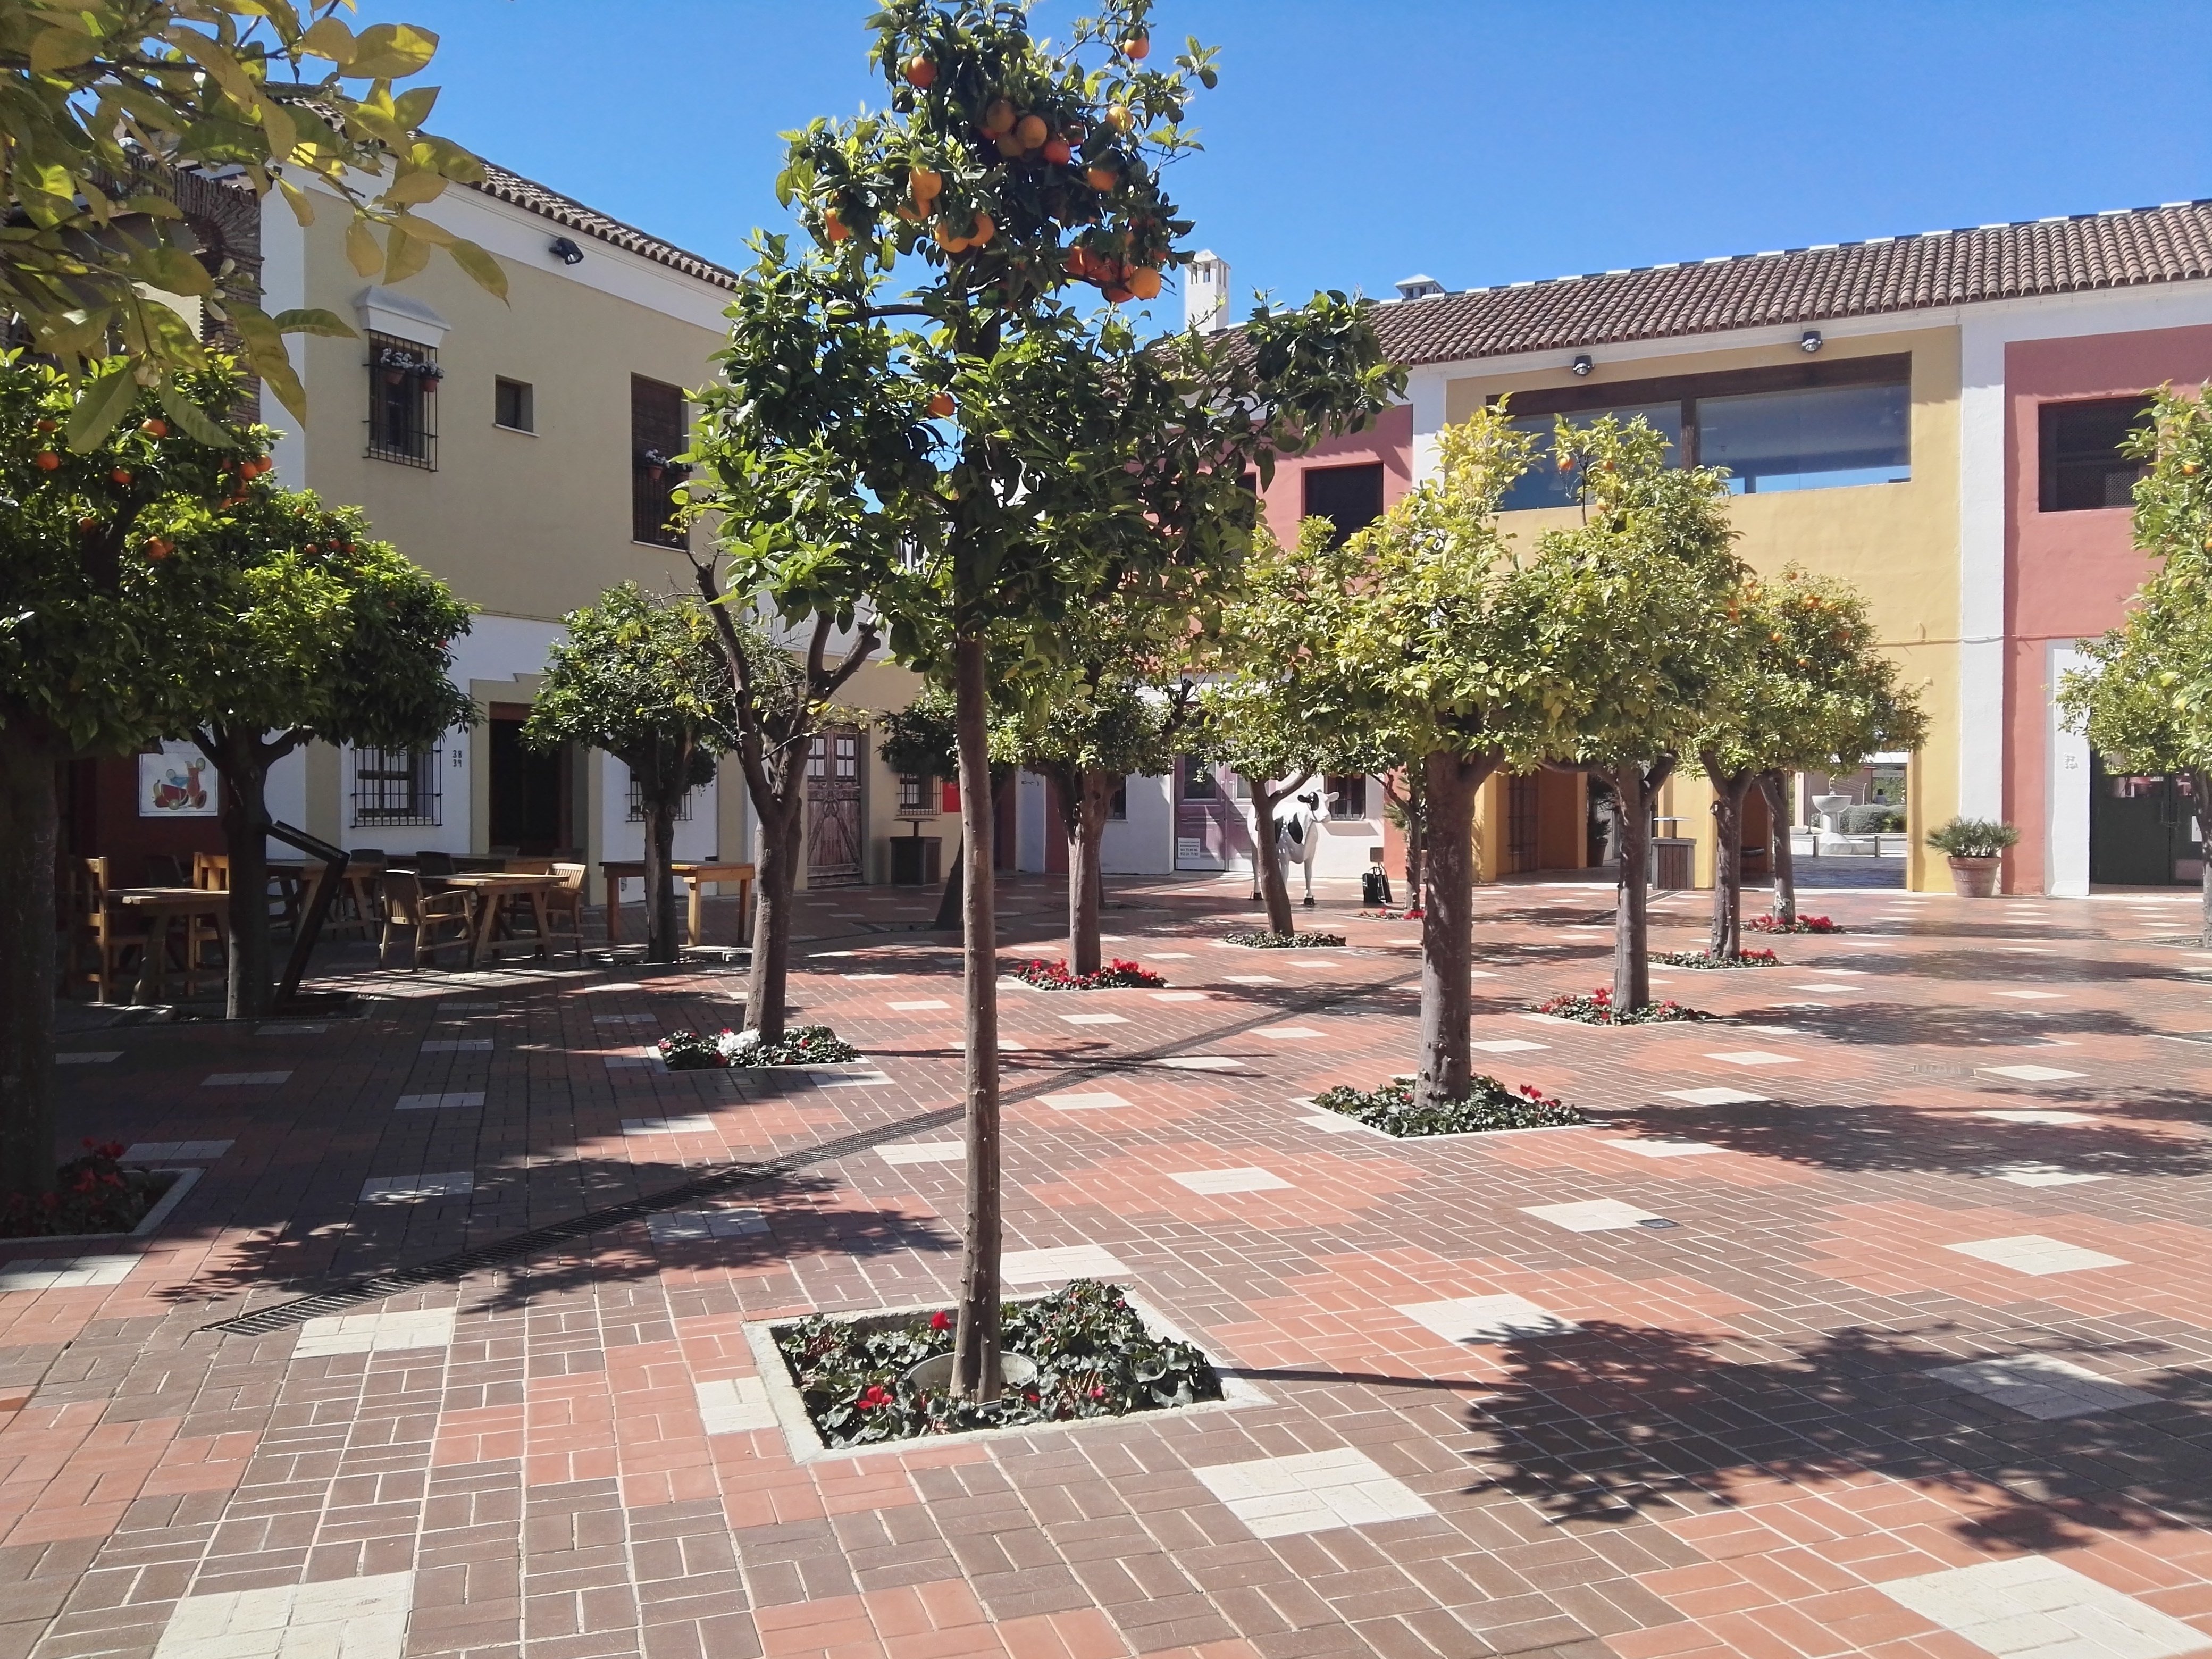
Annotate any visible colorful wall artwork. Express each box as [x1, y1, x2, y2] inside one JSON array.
[[137, 747, 217, 818]]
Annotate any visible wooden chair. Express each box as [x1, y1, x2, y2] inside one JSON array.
[[192, 851, 229, 891], [505, 857, 555, 875], [62, 858, 213, 1002], [378, 872, 475, 969], [542, 864, 588, 961]]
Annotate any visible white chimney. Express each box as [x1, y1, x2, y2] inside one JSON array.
[[1394, 273, 1445, 301], [1184, 249, 1229, 333]]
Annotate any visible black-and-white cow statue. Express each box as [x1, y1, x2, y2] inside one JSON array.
[[1273, 789, 1325, 906]]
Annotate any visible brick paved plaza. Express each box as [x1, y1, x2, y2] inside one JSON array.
[[20, 876, 2212, 1659]]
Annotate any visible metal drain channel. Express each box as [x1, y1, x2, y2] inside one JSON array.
[[201, 1104, 966, 1337]]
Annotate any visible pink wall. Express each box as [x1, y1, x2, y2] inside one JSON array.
[[1256, 404, 1414, 548], [2003, 326, 2212, 891]]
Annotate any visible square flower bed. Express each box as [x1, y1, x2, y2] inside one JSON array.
[[659, 1025, 860, 1069], [767, 1279, 1221, 1449], [1749, 914, 1845, 934], [1355, 907, 1423, 920], [0, 1142, 179, 1239], [1649, 948, 1780, 969], [1012, 958, 1165, 990], [1532, 988, 1715, 1025], [1312, 1076, 1586, 1137], [1223, 930, 1345, 948]]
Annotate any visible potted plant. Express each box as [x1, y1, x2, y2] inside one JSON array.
[[1925, 816, 2018, 896]]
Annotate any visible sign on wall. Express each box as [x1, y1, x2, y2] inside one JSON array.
[[137, 744, 217, 818]]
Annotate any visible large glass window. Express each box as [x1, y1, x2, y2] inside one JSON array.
[[1697, 382, 1909, 494], [2040, 397, 2152, 512], [1499, 402, 1684, 510], [1302, 463, 1385, 545]]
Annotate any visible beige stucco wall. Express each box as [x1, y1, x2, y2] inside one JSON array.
[[1443, 326, 1963, 892]]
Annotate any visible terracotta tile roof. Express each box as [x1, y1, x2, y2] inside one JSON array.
[[1370, 200, 2212, 367], [467, 161, 738, 290]]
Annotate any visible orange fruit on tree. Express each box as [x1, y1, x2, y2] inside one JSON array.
[[982, 98, 1015, 136], [1013, 113, 1048, 150], [903, 55, 936, 88], [909, 166, 942, 201], [1042, 136, 1072, 165], [1127, 266, 1162, 299], [823, 208, 851, 242], [1105, 103, 1133, 132], [1065, 246, 1092, 278], [927, 391, 956, 418], [934, 222, 965, 250], [144, 538, 172, 560], [968, 212, 994, 246], [33, 451, 59, 470], [1121, 32, 1150, 59], [1103, 284, 1133, 304], [140, 418, 167, 438], [110, 468, 131, 486], [35, 418, 56, 433], [1085, 163, 1116, 191], [994, 132, 1025, 158]]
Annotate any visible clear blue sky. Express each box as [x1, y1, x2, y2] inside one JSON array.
[[360, 2, 2212, 321]]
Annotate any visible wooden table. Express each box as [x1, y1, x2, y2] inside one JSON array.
[[430, 874, 565, 968], [268, 858, 384, 939], [108, 887, 226, 1005], [598, 860, 755, 947]]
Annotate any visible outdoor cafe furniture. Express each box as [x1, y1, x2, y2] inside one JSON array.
[[378, 871, 476, 969], [597, 860, 756, 948], [91, 883, 225, 1003], [429, 872, 571, 968]]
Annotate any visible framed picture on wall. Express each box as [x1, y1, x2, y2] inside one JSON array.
[[137, 745, 217, 817]]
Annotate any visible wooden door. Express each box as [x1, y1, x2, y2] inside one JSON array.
[[807, 726, 864, 885], [1173, 755, 1253, 871]]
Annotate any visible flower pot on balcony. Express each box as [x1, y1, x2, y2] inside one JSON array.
[[1947, 855, 2000, 898]]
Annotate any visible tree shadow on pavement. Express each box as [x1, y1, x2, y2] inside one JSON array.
[[1730, 1001, 2150, 1049], [1451, 1320, 2212, 1545]]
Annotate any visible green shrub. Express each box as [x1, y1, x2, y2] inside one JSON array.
[[1924, 816, 2019, 859]]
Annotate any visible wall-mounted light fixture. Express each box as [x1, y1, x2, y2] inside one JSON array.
[[1569, 354, 1593, 377], [1799, 329, 1823, 354], [548, 236, 585, 266]]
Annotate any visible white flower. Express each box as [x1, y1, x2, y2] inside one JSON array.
[[715, 1028, 764, 1061]]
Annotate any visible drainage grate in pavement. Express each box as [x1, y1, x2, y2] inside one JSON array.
[[200, 1104, 966, 1337]]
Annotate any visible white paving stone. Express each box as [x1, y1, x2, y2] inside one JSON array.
[[1978, 1109, 2096, 1125], [1040, 1091, 1129, 1112], [202, 1070, 290, 1086], [55, 1052, 120, 1065], [805, 1070, 895, 1088], [121, 1141, 231, 1162], [1151, 990, 1208, 1002], [1060, 1012, 1129, 1026], [395, 1092, 484, 1112], [1618, 1139, 1727, 1159], [1150, 952, 1195, 960], [694, 1377, 778, 1435], [1662, 1086, 1770, 1106], [593, 1013, 660, 1024], [1945, 1234, 2128, 1276], [0, 1255, 137, 1292], [1397, 1294, 1578, 1345], [1523, 1199, 1670, 1233], [1705, 1051, 1800, 1068], [418, 1040, 492, 1053], [1223, 975, 1280, 986], [622, 1115, 717, 1134], [1470, 1038, 1547, 1053], [1988, 1163, 2109, 1188], [1928, 1354, 2156, 1421], [648, 1209, 769, 1243], [1002, 1244, 1126, 1283], [1256, 1026, 1323, 1040], [1874, 1554, 2202, 1659], [294, 1308, 457, 1359], [153, 1570, 414, 1659], [1193, 1447, 1435, 1538], [1993, 989, 2068, 1001], [887, 999, 950, 1011], [1157, 1057, 1245, 1071], [1169, 1167, 1291, 1195], [1300, 1111, 1368, 1134], [358, 1173, 474, 1203], [1978, 1065, 2088, 1083], [878, 1141, 965, 1166]]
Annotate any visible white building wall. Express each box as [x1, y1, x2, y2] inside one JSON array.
[[1101, 774, 1174, 874]]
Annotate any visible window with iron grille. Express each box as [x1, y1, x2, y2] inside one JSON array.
[[1302, 463, 1385, 546], [1325, 775, 1369, 819], [1107, 776, 1128, 821], [632, 375, 688, 546], [351, 747, 441, 826], [626, 775, 697, 822], [2040, 396, 2154, 512], [897, 773, 932, 814], [366, 333, 440, 467]]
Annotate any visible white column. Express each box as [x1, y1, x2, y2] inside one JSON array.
[[2046, 643, 2090, 897], [256, 194, 310, 489], [1956, 318, 2008, 820], [1407, 370, 1448, 486]]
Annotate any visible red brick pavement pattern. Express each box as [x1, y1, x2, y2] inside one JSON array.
[[12, 876, 2212, 1659]]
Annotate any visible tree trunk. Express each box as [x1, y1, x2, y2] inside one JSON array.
[[933, 844, 963, 933], [1404, 768, 1424, 900], [643, 795, 680, 965], [0, 724, 60, 1201], [1416, 750, 1493, 1109], [1250, 780, 1308, 937], [1705, 765, 1754, 961], [210, 733, 274, 1019], [1762, 770, 1796, 927], [1066, 769, 1111, 975], [2195, 773, 2212, 949], [1608, 764, 1653, 1013], [950, 630, 1003, 1403], [744, 787, 804, 1041]]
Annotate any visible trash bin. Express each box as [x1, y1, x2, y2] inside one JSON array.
[[1650, 837, 1696, 891], [889, 835, 941, 886]]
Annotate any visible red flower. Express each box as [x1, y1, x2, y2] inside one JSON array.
[[930, 1310, 951, 1332], [856, 1385, 893, 1410], [1089, 1385, 1107, 1400]]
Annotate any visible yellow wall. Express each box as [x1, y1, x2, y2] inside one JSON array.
[[1443, 327, 1962, 891], [293, 213, 725, 624]]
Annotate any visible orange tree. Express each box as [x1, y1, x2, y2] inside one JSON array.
[[151, 485, 475, 1018], [0, 355, 265, 1195], [685, 0, 1397, 1398], [1693, 568, 1924, 956]]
